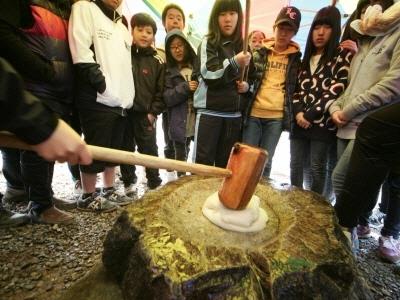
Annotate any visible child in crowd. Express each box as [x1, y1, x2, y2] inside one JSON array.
[[159, 4, 187, 176], [290, 4, 353, 194], [69, 0, 134, 212], [193, 0, 252, 167], [248, 30, 266, 52], [243, 6, 302, 179], [120, 13, 165, 192], [164, 29, 198, 176]]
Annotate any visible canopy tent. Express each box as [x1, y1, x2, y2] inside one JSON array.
[[123, 0, 361, 50]]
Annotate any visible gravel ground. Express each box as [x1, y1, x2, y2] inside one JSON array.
[[0, 162, 400, 300]]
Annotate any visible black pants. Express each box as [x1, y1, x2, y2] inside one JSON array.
[[1, 146, 56, 211], [1, 111, 68, 212], [68, 107, 81, 181], [120, 112, 161, 185], [334, 103, 400, 238], [1, 148, 54, 211], [21, 150, 54, 212], [120, 117, 137, 186], [162, 112, 175, 159], [173, 137, 192, 176], [79, 109, 126, 174], [194, 114, 241, 168], [1, 147, 24, 190]]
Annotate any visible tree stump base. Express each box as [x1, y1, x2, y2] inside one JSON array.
[[102, 176, 372, 299]]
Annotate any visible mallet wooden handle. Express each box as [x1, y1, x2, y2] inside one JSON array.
[[240, 0, 251, 82], [0, 132, 232, 177]]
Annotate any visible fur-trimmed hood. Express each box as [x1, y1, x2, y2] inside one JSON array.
[[351, 1, 400, 36]]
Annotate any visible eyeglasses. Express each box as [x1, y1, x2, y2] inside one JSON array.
[[170, 44, 184, 51]]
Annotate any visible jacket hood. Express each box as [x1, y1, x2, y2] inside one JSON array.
[[263, 38, 300, 55], [165, 29, 197, 67], [351, 2, 400, 36]]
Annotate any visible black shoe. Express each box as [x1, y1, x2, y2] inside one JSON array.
[[148, 180, 162, 190], [0, 208, 30, 227]]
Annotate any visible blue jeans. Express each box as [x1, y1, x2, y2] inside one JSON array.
[[332, 139, 354, 197], [290, 138, 331, 194], [242, 117, 283, 178]]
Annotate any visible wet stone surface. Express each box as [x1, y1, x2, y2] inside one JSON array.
[[0, 163, 399, 299], [102, 176, 372, 299]]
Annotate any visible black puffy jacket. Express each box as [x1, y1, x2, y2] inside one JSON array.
[[21, 0, 74, 116]]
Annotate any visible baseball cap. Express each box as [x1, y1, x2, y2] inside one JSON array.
[[274, 6, 301, 32]]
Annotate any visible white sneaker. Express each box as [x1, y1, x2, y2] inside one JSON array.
[[166, 171, 177, 182], [378, 236, 400, 264], [124, 184, 137, 198]]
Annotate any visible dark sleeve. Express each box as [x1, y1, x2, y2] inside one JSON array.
[[198, 39, 240, 88], [163, 70, 190, 108], [0, 58, 58, 144], [150, 61, 166, 115], [291, 70, 305, 117], [74, 62, 106, 93], [244, 54, 256, 94], [303, 49, 353, 122], [0, 20, 55, 82]]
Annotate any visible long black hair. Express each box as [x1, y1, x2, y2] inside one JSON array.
[[206, 0, 243, 46], [302, 2, 341, 68]]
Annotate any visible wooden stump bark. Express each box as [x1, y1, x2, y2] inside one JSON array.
[[102, 176, 372, 299]]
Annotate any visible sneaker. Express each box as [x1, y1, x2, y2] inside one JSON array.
[[77, 193, 118, 212], [29, 205, 74, 225], [148, 179, 162, 190], [53, 196, 77, 211], [0, 208, 30, 227], [166, 171, 177, 182], [124, 184, 137, 198], [357, 224, 371, 239], [341, 226, 359, 254], [2, 187, 28, 205], [378, 236, 400, 264], [369, 210, 386, 226], [102, 188, 135, 206]]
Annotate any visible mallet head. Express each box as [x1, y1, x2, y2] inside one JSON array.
[[218, 143, 268, 210]]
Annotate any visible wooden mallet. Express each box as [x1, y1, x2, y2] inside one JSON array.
[[0, 133, 267, 210]]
